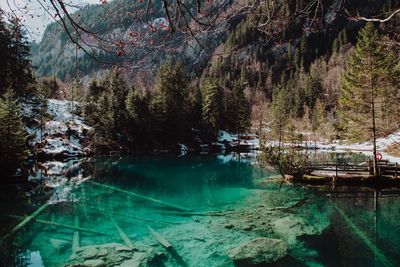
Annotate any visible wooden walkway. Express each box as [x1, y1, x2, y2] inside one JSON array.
[[307, 160, 400, 179]]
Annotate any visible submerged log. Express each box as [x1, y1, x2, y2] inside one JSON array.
[[110, 217, 135, 249], [89, 181, 191, 212], [83, 204, 178, 225], [0, 203, 50, 243], [72, 216, 80, 254], [3, 214, 108, 235], [146, 225, 172, 249]]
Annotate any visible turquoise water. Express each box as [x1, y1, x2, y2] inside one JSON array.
[[0, 153, 400, 267]]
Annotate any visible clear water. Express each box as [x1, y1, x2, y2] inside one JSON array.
[[0, 153, 400, 267]]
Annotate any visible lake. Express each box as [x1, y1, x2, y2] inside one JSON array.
[[1, 153, 400, 267]]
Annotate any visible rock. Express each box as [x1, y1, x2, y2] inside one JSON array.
[[117, 252, 149, 267], [97, 248, 108, 257], [50, 238, 70, 253], [228, 238, 287, 265], [82, 247, 99, 259], [69, 254, 78, 261], [82, 259, 106, 267], [272, 215, 318, 246], [115, 246, 133, 252], [224, 223, 234, 229], [242, 225, 253, 231]]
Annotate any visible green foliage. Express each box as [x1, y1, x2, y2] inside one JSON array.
[[260, 146, 309, 179], [0, 89, 27, 168], [151, 60, 189, 147], [0, 14, 33, 97], [31, 85, 49, 141], [270, 86, 290, 145], [125, 87, 150, 148], [226, 82, 251, 135], [339, 22, 396, 141], [202, 79, 223, 141]]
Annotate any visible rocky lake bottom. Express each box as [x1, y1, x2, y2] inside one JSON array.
[[1, 154, 400, 267]]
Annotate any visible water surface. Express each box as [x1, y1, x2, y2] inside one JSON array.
[[0, 153, 399, 267]]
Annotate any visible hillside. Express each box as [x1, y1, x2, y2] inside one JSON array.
[[31, 0, 234, 82], [31, 0, 399, 85]]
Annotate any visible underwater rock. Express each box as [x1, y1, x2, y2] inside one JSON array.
[[115, 245, 133, 252], [97, 248, 108, 257], [272, 215, 319, 246], [242, 224, 254, 231], [81, 247, 99, 259], [117, 252, 149, 267], [50, 238, 70, 253], [224, 223, 234, 229], [228, 237, 287, 265], [82, 259, 106, 267]]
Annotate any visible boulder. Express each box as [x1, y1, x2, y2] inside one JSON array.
[[81, 247, 99, 259], [228, 238, 287, 265], [117, 252, 149, 267], [272, 215, 319, 246], [82, 259, 106, 267]]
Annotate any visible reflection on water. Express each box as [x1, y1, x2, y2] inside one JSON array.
[[0, 153, 399, 267]]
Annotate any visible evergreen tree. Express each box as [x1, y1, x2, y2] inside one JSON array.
[[125, 87, 149, 149], [202, 80, 223, 142], [270, 86, 290, 148], [31, 85, 48, 142], [304, 75, 323, 109], [83, 79, 103, 126], [226, 82, 251, 138], [7, 17, 34, 97], [96, 90, 117, 140], [187, 85, 203, 133], [0, 10, 10, 94], [151, 60, 188, 147], [339, 22, 393, 177], [0, 89, 27, 169]]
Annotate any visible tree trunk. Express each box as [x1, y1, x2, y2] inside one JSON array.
[[370, 54, 378, 178]]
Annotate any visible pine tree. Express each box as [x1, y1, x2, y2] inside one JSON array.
[[96, 90, 117, 140], [270, 86, 290, 148], [151, 60, 188, 146], [0, 89, 27, 169], [227, 82, 251, 139], [83, 79, 103, 126], [125, 86, 149, 148], [0, 10, 10, 95], [7, 17, 34, 97], [339, 22, 393, 177], [31, 85, 48, 142], [202, 80, 223, 142]]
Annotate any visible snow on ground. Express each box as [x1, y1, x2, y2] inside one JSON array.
[[217, 130, 400, 163], [26, 99, 92, 158], [218, 131, 260, 150]]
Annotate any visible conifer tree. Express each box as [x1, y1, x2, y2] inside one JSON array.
[[96, 90, 117, 140], [270, 86, 290, 148], [151, 60, 188, 146], [0, 10, 10, 95], [83, 79, 102, 126], [202, 80, 223, 142], [227, 82, 251, 139], [31, 85, 48, 142], [8, 17, 34, 97], [125, 86, 149, 148], [339, 22, 393, 177], [0, 89, 27, 168]]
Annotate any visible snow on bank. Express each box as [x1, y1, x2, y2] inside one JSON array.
[[26, 99, 92, 157], [218, 131, 260, 150]]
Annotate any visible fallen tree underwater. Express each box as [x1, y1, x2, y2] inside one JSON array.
[[88, 181, 192, 212]]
